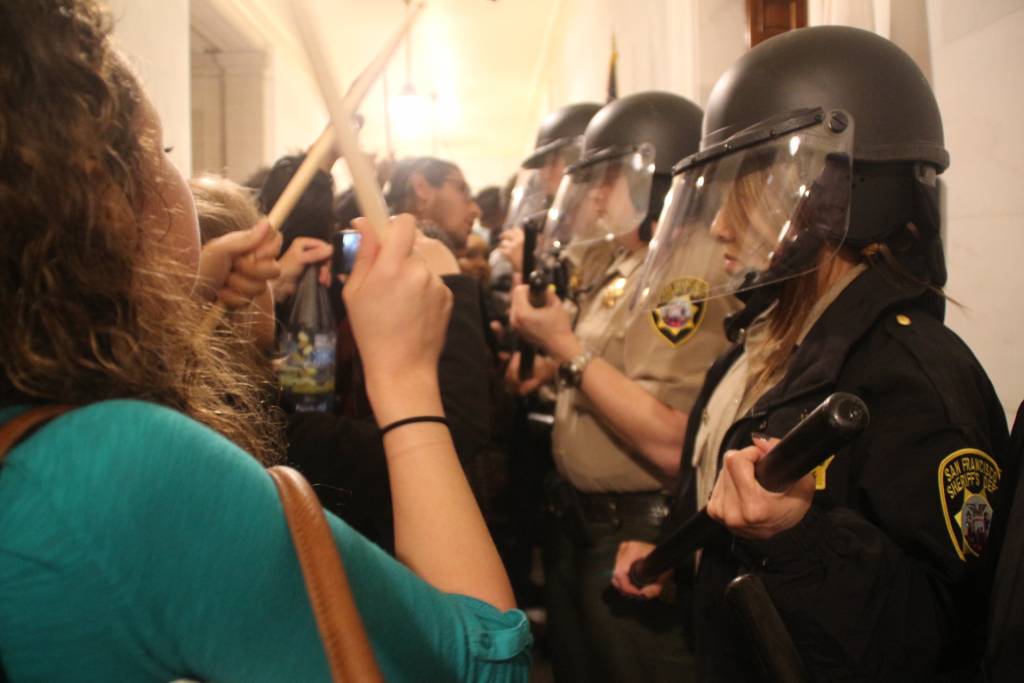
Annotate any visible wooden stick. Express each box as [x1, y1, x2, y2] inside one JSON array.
[[266, 127, 333, 230], [382, 68, 395, 158], [266, 3, 423, 231], [199, 3, 422, 334], [289, 0, 424, 240]]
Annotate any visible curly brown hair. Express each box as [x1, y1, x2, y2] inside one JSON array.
[[0, 0, 281, 463]]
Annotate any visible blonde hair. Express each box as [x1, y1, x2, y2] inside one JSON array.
[[724, 160, 850, 398], [735, 174, 947, 401], [189, 173, 280, 380], [190, 174, 262, 245]]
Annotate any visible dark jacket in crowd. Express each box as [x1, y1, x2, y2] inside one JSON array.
[[284, 274, 494, 547], [664, 267, 1014, 682], [980, 400, 1024, 682]]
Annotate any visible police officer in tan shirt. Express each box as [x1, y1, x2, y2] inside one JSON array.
[[509, 92, 734, 683]]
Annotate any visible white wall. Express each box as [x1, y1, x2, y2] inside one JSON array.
[[926, 0, 1024, 420], [107, 0, 191, 174], [815, 0, 1024, 420], [186, 0, 747, 191], [190, 0, 326, 182], [534, 0, 746, 115], [265, 47, 328, 168]]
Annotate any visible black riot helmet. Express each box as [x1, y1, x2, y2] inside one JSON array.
[[541, 91, 703, 253], [703, 26, 946, 171], [583, 92, 704, 176], [702, 25, 946, 249], [631, 27, 948, 332], [523, 102, 602, 169], [505, 102, 601, 230]]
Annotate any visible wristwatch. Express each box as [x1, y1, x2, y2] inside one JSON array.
[[558, 348, 594, 388]]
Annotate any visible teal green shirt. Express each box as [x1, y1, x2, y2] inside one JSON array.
[[0, 401, 531, 682]]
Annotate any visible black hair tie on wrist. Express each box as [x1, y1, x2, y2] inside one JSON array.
[[379, 415, 450, 437]]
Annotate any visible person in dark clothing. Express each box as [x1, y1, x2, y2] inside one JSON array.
[[384, 157, 480, 252], [980, 400, 1024, 682], [191, 166, 495, 546], [611, 26, 1016, 682], [285, 272, 494, 547], [257, 153, 336, 253], [474, 186, 505, 248], [256, 154, 339, 324]]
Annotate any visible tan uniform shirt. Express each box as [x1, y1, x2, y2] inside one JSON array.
[[552, 241, 737, 493], [692, 263, 868, 506]]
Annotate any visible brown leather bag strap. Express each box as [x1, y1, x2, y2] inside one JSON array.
[[0, 404, 74, 464], [267, 465, 384, 683]]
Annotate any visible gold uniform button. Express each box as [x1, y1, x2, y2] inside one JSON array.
[[896, 314, 912, 326]]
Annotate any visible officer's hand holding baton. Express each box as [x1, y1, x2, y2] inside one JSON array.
[[618, 393, 868, 592], [517, 212, 550, 380], [509, 282, 580, 365]]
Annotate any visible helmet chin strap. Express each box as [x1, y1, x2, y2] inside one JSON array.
[[725, 277, 780, 343]]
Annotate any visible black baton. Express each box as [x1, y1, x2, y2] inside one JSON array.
[[629, 392, 868, 587], [517, 212, 548, 381], [726, 574, 810, 683]]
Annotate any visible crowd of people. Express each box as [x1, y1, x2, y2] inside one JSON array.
[[1, 1, 1022, 682]]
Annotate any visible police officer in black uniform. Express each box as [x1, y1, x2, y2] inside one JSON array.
[[612, 26, 1015, 682]]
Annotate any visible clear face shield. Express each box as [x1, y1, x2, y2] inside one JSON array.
[[503, 137, 584, 230], [629, 110, 855, 331], [539, 143, 656, 261]]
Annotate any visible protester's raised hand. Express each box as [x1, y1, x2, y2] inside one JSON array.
[[196, 219, 282, 309], [272, 236, 334, 301], [342, 214, 453, 423]]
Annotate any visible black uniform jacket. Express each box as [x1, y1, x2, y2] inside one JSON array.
[[665, 267, 1013, 682], [981, 401, 1024, 682]]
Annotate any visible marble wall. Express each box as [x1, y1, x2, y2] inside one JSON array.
[[108, 0, 191, 174], [926, 0, 1024, 420]]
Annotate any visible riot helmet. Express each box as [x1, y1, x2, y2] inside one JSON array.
[[504, 102, 601, 230], [540, 91, 703, 258], [526, 102, 603, 168], [631, 26, 948, 328]]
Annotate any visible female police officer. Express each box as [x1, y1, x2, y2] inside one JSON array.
[[612, 26, 1013, 681]]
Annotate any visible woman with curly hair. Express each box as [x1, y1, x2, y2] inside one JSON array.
[[0, 2, 530, 681]]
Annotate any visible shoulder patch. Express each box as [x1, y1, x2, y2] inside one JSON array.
[[938, 448, 1001, 560], [649, 277, 710, 347]]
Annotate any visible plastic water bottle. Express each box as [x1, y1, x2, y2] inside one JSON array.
[[277, 265, 336, 413]]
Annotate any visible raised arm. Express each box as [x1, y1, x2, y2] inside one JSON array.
[[343, 214, 516, 611]]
